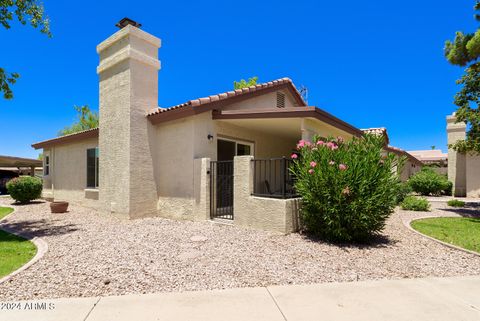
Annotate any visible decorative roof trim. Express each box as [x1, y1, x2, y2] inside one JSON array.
[[147, 78, 306, 124], [32, 128, 99, 149]]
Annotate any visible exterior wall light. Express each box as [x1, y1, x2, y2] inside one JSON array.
[[207, 134, 214, 141]]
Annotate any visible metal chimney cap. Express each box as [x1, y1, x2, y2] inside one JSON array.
[[115, 17, 142, 29]]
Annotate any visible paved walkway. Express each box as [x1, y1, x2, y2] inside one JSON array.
[[1, 276, 479, 321]]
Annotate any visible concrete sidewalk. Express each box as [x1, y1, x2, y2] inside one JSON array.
[[1, 276, 479, 321]]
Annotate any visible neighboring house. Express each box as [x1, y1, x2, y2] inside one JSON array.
[[408, 149, 448, 175], [446, 112, 480, 198], [362, 128, 422, 181], [32, 19, 416, 233], [0, 155, 42, 194]]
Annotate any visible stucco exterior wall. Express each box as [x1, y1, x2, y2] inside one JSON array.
[[447, 114, 467, 197], [466, 155, 480, 198], [398, 159, 421, 182], [301, 118, 354, 142], [233, 156, 300, 234], [41, 137, 99, 208], [155, 116, 195, 219], [222, 89, 298, 111]]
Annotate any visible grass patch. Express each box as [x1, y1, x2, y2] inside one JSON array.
[[0, 206, 14, 220], [411, 217, 480, 253], [447, 199, 465, 207], [0, 230, 37, 278]]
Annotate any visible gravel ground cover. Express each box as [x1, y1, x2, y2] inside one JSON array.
[[0, 198, 479, 300]]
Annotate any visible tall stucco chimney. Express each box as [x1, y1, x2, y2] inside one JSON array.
[[446, 112, 467, 197], [96, 18, 160, 217]]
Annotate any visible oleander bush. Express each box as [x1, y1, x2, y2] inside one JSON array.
[[447, 199, 465, 207], [396, 182, 412, 204], [408, 168, 452, 196], [401, 196, 431, 211], [291, 134, 402, 243], [6, 176, 43, 204]]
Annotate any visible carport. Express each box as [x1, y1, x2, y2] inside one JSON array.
[[0, 155, 42, 194], [0, 155, 42, 175]]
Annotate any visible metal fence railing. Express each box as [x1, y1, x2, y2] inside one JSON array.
[[251, 157, 298, 199]]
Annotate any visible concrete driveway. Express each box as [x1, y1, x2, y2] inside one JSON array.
[[1, 276, 479, 321]]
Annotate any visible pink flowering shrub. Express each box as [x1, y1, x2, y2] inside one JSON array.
[[291, 134, 402, 242]]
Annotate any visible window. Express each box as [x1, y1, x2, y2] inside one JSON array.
[[276, 91, 286, 108], [44, 154, 50, 176], [86, 148, 99, 188]]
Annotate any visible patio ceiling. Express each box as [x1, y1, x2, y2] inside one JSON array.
[[0, 155, 42, 168]]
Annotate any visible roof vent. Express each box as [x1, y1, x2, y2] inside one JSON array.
[[276, 92, 286, 108], [115, 17, 142, 29]]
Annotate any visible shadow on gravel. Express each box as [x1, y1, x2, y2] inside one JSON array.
[[302, 233, 396, 249], [443, 203, 480, 218], [8, 200, 46, 206], [0, 219, 78, 237]]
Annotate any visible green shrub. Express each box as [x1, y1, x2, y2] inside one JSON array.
[[6, 176, 43, 204], [291, 134, 401, 243], [401, 196, 431, 211], [408, 168, 452, 196], [443, 180, 453, 196], [395, 182, 412, 204], [447, 199, 465, 207]]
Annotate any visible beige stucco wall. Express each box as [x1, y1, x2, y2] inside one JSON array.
[[222, 89, 298, 111], [466, 155, 480, 198], [398, 159, 421, 182], [233, 156, 300, 234], [155, 116, 195, 219], [301, 118, 354, 142], [447, 113, 467, 197], [41, 137, 99, 208]]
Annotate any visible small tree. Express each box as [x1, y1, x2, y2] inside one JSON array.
[[1, 0, 51, 99], [444, 1, 480, 154], [233, 77, 258, 89], [58, 105, 99, 136], [291, 134, 401, 242]]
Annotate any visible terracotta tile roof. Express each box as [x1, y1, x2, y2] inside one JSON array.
[[32, 128, 99, 149], [385, 145, 423, 166], [147, 77, 306, 117], [407, 150, 448, 162], [361, 127, 389, 145]]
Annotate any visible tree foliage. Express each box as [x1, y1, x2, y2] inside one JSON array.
[[58, 105, 99, 136], [444, 1, 480, 154], [233, 76, 258, 89], [1, 0, 51, 99]]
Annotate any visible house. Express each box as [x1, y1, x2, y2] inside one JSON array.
[[407, 149, 448, 175], [446, 112, 480, 197], [362, 128, 422, 181], [32, 19, 418, 233]]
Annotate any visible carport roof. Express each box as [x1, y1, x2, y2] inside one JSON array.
[[0, 155, 42, 168]]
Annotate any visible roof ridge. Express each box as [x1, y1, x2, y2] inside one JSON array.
[[147, 77, 299, 116]]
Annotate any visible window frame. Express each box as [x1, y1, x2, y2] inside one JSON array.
[[86, 147, 99, 189], [43, 152, 50, 176]]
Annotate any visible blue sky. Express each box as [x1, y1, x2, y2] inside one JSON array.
[[0, 0, 477, 158]]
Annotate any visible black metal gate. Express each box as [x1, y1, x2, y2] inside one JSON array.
[[210, 160, 234, 220]]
